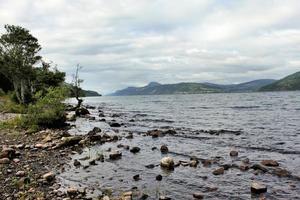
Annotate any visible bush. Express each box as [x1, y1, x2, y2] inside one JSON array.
[[0, 95, 27, 114], [21, 87, 68, 128]]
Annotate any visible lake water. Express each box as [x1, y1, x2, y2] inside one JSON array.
[[61, 92, 300, 199]]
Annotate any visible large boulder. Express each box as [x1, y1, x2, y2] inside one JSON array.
[[75, 107, 90, 116], [160, 157, 174, 170]]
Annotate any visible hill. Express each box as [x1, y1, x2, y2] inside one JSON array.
[[260, 71, 300, 91], [111, 82, 221, 96], [110, 79, 276, 96], [83, 90, 102, 97]]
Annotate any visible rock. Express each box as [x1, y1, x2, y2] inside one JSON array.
[[251, 182, 267, 194], [212, 167, 224, 175], [102, 196, 110, 200], [160, 145, 169, 154], [125, 132, 133, 139], [110, 122, 121, 127], [112, 114, 120, 118], [109, 150, 122, 160], [251, 164, 268, 172], [130, 147, 141, 153], [35, 143, 47, 149], [190, 160, 199, 167], [261, 160, 279, 167], [159, 196, 171, 200], [122, 191, 133, 200], [160, 157, 175, 170], [147, 130, 163, 138], [75, 107, 90, 116], [193, 193, 204, 199], [58, 136, 82, 148], [0, 158, 10, 164], [89, 159, 97, 165], [88, 127, 101, 134], [133, 174, 140, 181], [156, 174, 162, 181], [16, 171, 26, 177], [67, 187, 79, 196], [239, 164, 249, 171], [202, 159, 213, 167], [74, 159, 81, 167], [145, 164, 155, 169], [230, 150, 238, 157], [0, 147, 16, 159], [42, 172, 55, 182], [272, 167, 290, 177], [16, 144, 25, 149]]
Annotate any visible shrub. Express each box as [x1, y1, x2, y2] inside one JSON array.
[[21, 87, 67, 128]]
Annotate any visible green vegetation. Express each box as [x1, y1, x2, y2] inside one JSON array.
[[0, 24, 68, 131], [260, 71, 300, 91]]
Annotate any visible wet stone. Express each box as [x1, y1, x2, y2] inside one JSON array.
[[160, 145, 169, 154], [130, 147, 141, 153], [193, 192, 204, 199], [42, 172, 55, 182], [230, 150, 238, 157], [160, 157, 175, 170], [251, 182, 267, 194], [74, 159, 81, 167], [133, 174, 140, 181], [156, 174, 163, 181], [212, 167, 225, 175], [261, 160, 279, 167]]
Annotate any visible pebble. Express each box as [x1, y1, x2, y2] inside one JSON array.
[[42, 172, 56, 182], [0, 158, 10, 164], [16, 171, 26, 177]]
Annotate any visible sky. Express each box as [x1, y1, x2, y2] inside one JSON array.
[[0, 0, 300, 94]]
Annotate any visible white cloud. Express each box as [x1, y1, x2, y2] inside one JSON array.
[[0, 0, 300, 94]]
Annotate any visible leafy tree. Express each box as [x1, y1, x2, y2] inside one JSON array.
[[0, 24, 42, 104]]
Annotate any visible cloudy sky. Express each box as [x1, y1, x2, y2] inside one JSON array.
[[1, 0, 300, 94]]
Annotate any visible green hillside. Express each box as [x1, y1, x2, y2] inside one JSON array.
[[260, 71, 300, 91]]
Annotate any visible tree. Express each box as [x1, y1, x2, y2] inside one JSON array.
[[71, 64, 83, 109], [0, 24, 42, 104]]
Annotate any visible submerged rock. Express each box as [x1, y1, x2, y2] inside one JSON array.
[[230, 150, 238, 157], [160, 145, 169, 154], [130, 147, 141, 153], [251, 182, 267, 194], [133, 174, 141, 181], [156, 174, 163, 181], [212, 167, 224, 175], [74, 159, 81, 167], [110, 122, 121, 127], [251, 164, 268, 172], [193, 192, 204, 199], [160, 157, 175, 170], [109, 150, 122, 160], [58, 136, 82, 148], [261, 160, 279, 167], [159, 196, 171, 200]]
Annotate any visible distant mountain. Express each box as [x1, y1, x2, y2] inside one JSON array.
[[203, 79, 276, 92], [110, 79, 277, 96], [83, 90, 102, 97], [260, 71, 300, 91], [111, 82, 221, 96]]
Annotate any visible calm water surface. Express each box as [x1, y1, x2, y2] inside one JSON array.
[[61, 92, 300, 199]]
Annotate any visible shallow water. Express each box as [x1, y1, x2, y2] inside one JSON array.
[[60, 92, 300, 199]]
